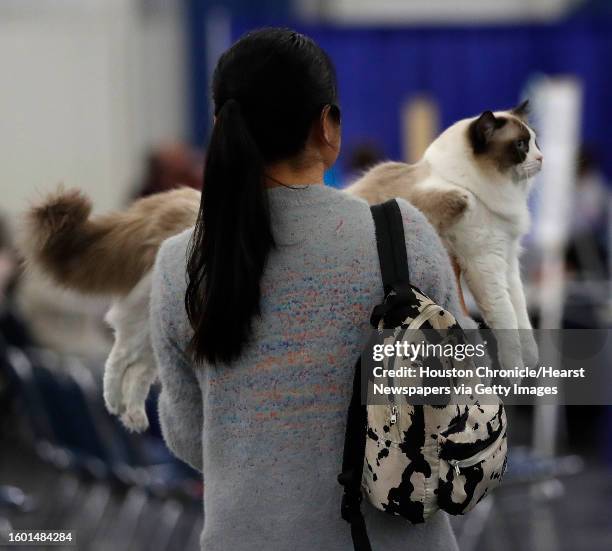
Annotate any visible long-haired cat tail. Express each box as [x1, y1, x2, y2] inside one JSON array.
[[20, 186, 200, 432], [21, 187, 200, 297]]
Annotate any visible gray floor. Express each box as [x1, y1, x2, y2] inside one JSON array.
[[2, 445, 611, 551], [452, 465, 612, 551], [0, 445, 202, 551]]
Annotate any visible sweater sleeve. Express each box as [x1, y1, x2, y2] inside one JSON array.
[[395, 198, 477, 329], [150, 238, 203, 472]]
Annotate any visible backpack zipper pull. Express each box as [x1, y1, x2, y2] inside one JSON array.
[[448, 460, 461, 476], [390, 405, 398, 426]]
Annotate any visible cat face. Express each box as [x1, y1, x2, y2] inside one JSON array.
[[468, 101, 543, 182]]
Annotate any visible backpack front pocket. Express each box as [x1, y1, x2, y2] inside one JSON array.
[[436, 417, 508, 516]]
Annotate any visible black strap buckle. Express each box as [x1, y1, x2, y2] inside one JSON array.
[[340, 491, 363, 523], [337, 470, 353, 487]]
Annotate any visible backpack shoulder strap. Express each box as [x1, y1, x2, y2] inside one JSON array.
[[337, 357, 372, 551], [337, 199, 410, 551], [370, 199, 410, 292]]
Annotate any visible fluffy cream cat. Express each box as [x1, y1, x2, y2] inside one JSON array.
[[21, 103, 540, 431]]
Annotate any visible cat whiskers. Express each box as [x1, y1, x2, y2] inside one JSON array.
[[516, 160, 543, 180]]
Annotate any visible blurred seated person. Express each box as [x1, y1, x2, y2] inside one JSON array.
[[0, 213, 33, 349], [343, 142, 384, 186], [566, 146, 610, 279], [134, 143, 203, 199], [16, 275, 112, 362], [0, 213, 36, 422]]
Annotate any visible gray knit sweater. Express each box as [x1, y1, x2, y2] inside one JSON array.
[[150, 184, 469, 551]]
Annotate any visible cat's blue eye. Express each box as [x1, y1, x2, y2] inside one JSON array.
[[516, 139, 527, 152]]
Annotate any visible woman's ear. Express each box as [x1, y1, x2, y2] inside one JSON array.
[[320, 104, 341, 155]]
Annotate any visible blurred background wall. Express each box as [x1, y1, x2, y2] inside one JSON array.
[[0, 0, 187, 214], [1, 0, 611, 216], [188, 0, 612, 185]]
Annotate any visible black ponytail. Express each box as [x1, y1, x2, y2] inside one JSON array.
[[185, 28, 338, 365]]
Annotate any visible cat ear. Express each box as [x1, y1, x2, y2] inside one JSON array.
[[469, 111, 498, 153], [512, 99, 530, 120], [476, 111, 498, 140]]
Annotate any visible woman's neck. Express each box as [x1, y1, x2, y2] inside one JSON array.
[[264, 159, 326, 188]]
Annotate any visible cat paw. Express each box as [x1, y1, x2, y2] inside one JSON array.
[[119, 361, 157, 433], [520, 330, 539, 368], [103, 373, 124, 416], [103, 351, 137, 416], [496, 333, 523, 375], [121, 407, 149, 433]]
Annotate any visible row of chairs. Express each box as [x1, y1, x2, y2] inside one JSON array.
[[0, 333, 203, 551]]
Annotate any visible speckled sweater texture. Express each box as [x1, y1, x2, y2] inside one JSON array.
[[150, 184, 470, 551]]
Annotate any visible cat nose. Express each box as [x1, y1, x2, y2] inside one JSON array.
[[535, 153, 543, 163]]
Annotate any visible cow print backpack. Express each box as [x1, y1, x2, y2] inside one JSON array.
[[338, 199, 508, 551]]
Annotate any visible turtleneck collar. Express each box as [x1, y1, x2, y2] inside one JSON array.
[[266, 183, 337, 209]]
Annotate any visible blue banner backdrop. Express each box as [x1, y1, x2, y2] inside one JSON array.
[[187, 11, 612, 184]]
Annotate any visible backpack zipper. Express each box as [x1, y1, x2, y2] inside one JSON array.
[[406, 304, 444, 330], [389, 405, 398, 425], [446, 430, 506, 476], [387, 304, 444, 428]]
